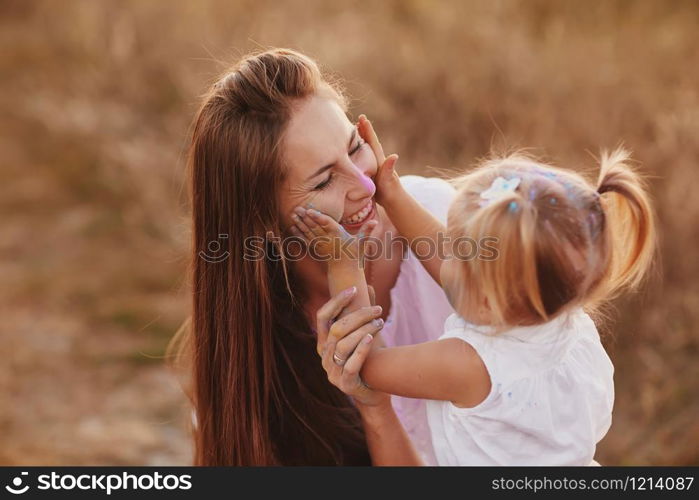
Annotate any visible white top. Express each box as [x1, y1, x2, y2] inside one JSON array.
[[380, 175, 458, 465], [425, 309, 615, 466]]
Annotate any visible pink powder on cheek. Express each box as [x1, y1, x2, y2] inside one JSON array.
[[359, 173, 376, 196]]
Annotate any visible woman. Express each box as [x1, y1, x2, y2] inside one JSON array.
[[172, 48, 456, 465]]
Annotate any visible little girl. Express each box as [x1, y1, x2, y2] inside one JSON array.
[[291, 141, 655, 465]]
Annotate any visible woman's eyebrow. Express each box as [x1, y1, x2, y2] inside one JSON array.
[[304, 128, 357, 182]]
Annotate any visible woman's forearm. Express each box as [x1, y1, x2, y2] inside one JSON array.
[[357, 402, 424, 466]]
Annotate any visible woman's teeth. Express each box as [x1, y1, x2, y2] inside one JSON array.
[[342, 200, 373, 225]]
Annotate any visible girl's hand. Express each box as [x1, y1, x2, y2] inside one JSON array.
[[358, 115, 403, 207], [290, 206, 377, 262], [315, 285, 390, 407]]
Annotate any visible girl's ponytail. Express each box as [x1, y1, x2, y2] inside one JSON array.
[[596, 148, 656, 296]]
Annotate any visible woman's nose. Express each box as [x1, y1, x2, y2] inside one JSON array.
[[347, 165, 376, 200]]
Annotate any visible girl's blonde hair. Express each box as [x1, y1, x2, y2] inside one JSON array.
[[447, 148, 656, 327]]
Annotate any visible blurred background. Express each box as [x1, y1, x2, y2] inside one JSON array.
[[1, 0, 697, 465]]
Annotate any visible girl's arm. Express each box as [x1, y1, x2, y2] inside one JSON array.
[[326, 250, 372, 318], [291, 207, 375, 318], [360, 339, 491, 407], [359, 116, 448, 287], [378, 179, 448, 287]]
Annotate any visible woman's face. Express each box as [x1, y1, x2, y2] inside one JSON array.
[[280, 94, 379, 235]]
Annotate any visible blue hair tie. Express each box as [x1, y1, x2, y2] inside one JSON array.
[[508, 201, 519, 213]]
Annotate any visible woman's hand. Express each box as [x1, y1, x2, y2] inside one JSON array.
[[358, 115, 403, 207], [316, 286, 424, 466], [315, 285, 390, 407]]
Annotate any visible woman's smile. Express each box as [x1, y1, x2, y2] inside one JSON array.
[[340, 198, 376, 230]]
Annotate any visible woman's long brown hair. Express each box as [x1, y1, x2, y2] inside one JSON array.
[[168, 49, 371, 465]]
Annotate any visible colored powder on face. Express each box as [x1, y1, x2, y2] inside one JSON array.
[[359, 174, 376, 195]]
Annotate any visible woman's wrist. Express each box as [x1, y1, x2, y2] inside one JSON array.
[[355, 395, 394, 423]]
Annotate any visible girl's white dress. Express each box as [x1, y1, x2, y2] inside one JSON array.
[[425, 309, 615, 465]]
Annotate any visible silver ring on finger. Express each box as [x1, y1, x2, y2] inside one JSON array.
[[333, 352, 347, 366]]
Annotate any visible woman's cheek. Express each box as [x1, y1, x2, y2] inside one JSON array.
[[306, 191, 344, 223]]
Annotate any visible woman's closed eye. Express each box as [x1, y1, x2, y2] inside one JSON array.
[[312, 139, 366, 191], [349, 137, 366, 156], [314, 172, 335, 191]]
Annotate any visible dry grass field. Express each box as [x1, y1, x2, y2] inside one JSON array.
[[1, 0, 697, 465]]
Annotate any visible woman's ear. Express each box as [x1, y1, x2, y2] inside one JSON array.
[[367, 284, 376, 306]]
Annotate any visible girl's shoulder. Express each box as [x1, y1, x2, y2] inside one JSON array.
[[439, 309, 613, 390]]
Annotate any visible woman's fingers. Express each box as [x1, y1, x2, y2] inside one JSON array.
[[327, 305, 383, 343], [339, 333, 375, 395], [321, 336, 342, 383], [358, 115, 385, 166], [334, 317, 384, 362], [318, 311, 387, 407], [316, 286, 358, 353]]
